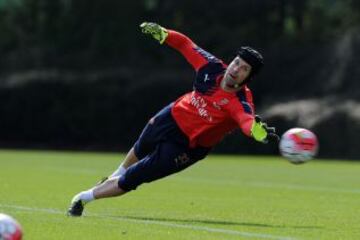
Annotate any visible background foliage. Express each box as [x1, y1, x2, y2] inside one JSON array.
[[0, 0, 359, 158]]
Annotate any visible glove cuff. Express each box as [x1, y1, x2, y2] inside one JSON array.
[[158, 27, 168, 44]]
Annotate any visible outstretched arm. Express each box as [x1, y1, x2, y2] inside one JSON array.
[[164, 30, 209, 71], [230, 109, 279, 144], [227, 88, 279, 143], [140, 22, 213, 71]]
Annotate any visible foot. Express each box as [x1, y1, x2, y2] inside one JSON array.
[[67, 193, 85, 217]]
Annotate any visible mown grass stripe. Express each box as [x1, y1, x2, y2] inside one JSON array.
[[0, 204, 298, 240]]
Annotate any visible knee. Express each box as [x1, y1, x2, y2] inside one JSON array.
[[117, 162, 160, 192], [117, 174, 138, 192]]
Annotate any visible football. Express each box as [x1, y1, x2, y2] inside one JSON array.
[[279, 128, 319, 164], [0, 213, 22, 240]]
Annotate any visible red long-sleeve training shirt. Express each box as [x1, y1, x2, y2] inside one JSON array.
[[165, 30, 255, 148]]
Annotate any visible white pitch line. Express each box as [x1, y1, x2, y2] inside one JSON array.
[[0, 204, 297, 240]]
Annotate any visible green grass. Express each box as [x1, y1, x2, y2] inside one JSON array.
[[1, 150, 360, 240]]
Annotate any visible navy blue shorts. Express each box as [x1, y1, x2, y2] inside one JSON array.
[[118, 104, 211, 191]]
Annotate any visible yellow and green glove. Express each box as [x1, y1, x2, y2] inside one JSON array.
[[140, 22, 168, 44], [251, 115, 279, 143]]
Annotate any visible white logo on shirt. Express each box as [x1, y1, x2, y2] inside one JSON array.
[[219, 98, 229, 105], [204, 74, 210, 82], [213, 98, 229, 110], [190, 93, 213, 122], [213, 102, 221, 110]]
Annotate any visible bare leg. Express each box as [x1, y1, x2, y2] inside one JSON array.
[[74, 147, 138, 202], [67, 148, 138, 216], [109, 147, 139, 177], [67, 176, 127, 216], [93, 177, 126, 199], [92, 148, 141, 198], [121, 147, 139, 168], [78, 147, 138, 200]]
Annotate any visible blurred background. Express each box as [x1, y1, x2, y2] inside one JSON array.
[[0, 0, 359, 159]]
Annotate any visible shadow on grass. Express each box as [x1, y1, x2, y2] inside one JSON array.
[[94, 214, 323, 230]]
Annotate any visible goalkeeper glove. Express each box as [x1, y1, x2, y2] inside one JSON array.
[[140, 22, 168, 44], [251, 115, 280, 144]]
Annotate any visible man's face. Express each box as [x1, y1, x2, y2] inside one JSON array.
[[224, 56, 252, 88]]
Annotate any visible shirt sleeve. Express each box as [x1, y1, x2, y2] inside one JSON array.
[[226, 87, 255, 136], [165, 30, 216, 71]]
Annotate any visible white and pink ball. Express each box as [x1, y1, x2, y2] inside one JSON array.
[[279, 128, 319, 164], [0, 213, 22, 240]]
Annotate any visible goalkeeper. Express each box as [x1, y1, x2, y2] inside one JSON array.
[[68, 22, 279, 216]]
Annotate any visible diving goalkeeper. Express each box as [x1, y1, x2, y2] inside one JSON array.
[[68, 22, 279, 216]]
